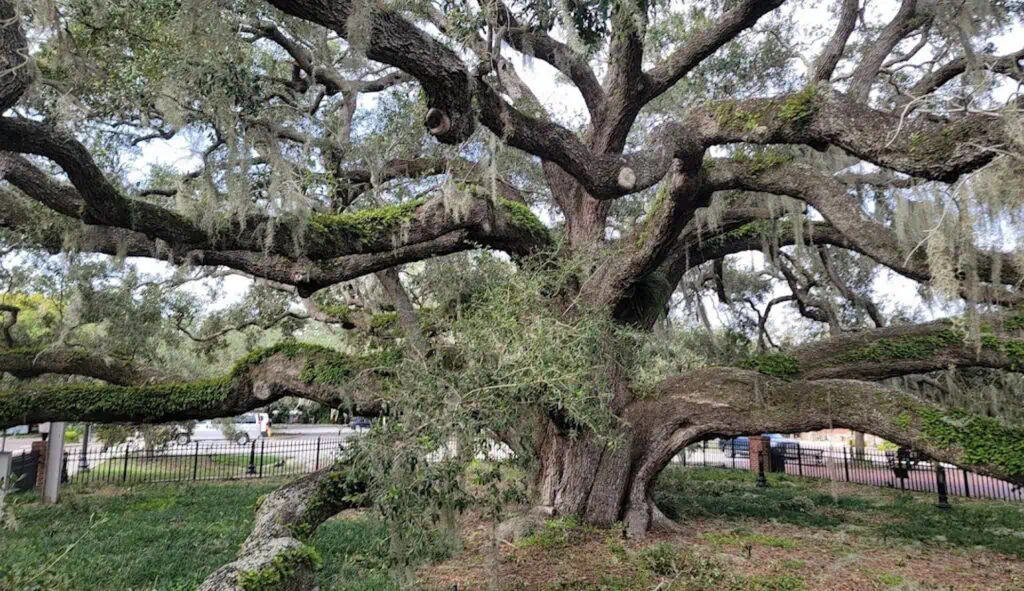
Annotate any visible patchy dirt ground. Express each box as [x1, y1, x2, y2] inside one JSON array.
[[416, 468, 1024, 590]]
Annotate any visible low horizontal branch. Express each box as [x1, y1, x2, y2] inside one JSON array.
[[0, 185, 550, 294], [638, 366, 1024, 486], [0, 347, 159, 384], [0, 343, 392, 428], [781, 315, 1024, 381]]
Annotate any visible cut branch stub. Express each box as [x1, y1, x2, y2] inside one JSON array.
[[425, 108, 452, 137], [617, 167, 637, 191]]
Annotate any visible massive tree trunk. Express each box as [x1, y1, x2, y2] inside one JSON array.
[[526, 317, 1024, 537]]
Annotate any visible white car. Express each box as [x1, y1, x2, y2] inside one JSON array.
[[176, 413, 269, 446]]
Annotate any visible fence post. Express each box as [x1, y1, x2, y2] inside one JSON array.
[[962, 468, 970, 498], [259, 441, 265, 478], [78, 424, 91, 472], [701, 440, 706, 466], [121, 445, 130, 483], [935, 462, 951, 509], [247, 440, 257, 476], [682, 447, 687, 467], [731, 440, 735, 469], [842, 447, 850, 482], [315, 437, 321, 471], [192, 441, 200, 481], [796, 444, 803, 477]]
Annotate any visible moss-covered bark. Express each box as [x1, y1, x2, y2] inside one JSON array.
[[0, 342, 392, 428]]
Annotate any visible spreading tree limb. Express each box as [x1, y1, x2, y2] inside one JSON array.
[[0, 343, 392, 428]]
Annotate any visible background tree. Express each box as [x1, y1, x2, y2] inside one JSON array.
[[2, 0, 1024, 587]]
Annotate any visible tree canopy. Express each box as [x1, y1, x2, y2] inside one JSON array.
[[2, 0, 1024, 588]]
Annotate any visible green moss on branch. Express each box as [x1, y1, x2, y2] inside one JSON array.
[[0, 342, 350, 427], [777, 86, 820, 122], [306, 199, 426, 248], [497, 198, 549, 239], [916, 409, 1024, 476], [744, 354, 800, 379], [236, 545, 323, 591], [832, 331, 961, 364], [289, 468, 368, 541]]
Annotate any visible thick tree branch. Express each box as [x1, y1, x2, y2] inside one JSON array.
[[0, 119, 211, 245], [592, 156, 712, 323], [334, 156, 524, 204], [265, 0, 474, 143], [0, 193, 545, 297], [593, 1, 647, 153], [1, 158, 550, 293], [0, 347, 161, 384], [199, 467, 367, 591], [0, 343, 390, 428], [907, 47, 1024, 98], [697, 87, 1007, 183], [808, 0, 858, 82], [704, 160, 1023, 289], [375, 268, 426, 357], [476, 81, 1011, 203], [636, 366, 1024, 489], [619, 364, 1024, 533], [847, 0, 929, 101], [474, 84, 661, 198], [0, 0, 31, 113], [491, 2, 604, 114], [641, 0, 786, 104], [782, 315, 1024, 381]]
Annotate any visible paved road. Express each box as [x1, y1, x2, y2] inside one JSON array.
[[272, 424, 359, 438], [1, 436, 36, 455]]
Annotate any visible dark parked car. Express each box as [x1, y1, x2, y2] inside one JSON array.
[[349, 417, 371, 429], [719, 434, 825, 466], [718, 433, 786, 457]]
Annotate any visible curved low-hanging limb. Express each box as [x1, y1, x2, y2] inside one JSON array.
[[620, 359, 1024, 535], [0, 343, 392, 428], [198, 466, 367, 591]]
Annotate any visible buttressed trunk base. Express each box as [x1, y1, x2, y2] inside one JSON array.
[[532, 421, 688, 537]]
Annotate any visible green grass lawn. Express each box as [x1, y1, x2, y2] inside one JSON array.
[[654, 467, 1024, 557], [3, 468, 1023, 590], [1, 482, 281, 591], [0, 481, 411, 591]]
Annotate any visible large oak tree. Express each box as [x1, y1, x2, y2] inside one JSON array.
[[2, 0, 1024, 588]]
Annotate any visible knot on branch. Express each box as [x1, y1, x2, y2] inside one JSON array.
[[617, 167, 637, 191], [425, 108, 452, 137]]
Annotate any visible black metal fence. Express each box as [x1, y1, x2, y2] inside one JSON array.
[[57, 437, 347, 488], [672, 440, 1024, 502]]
